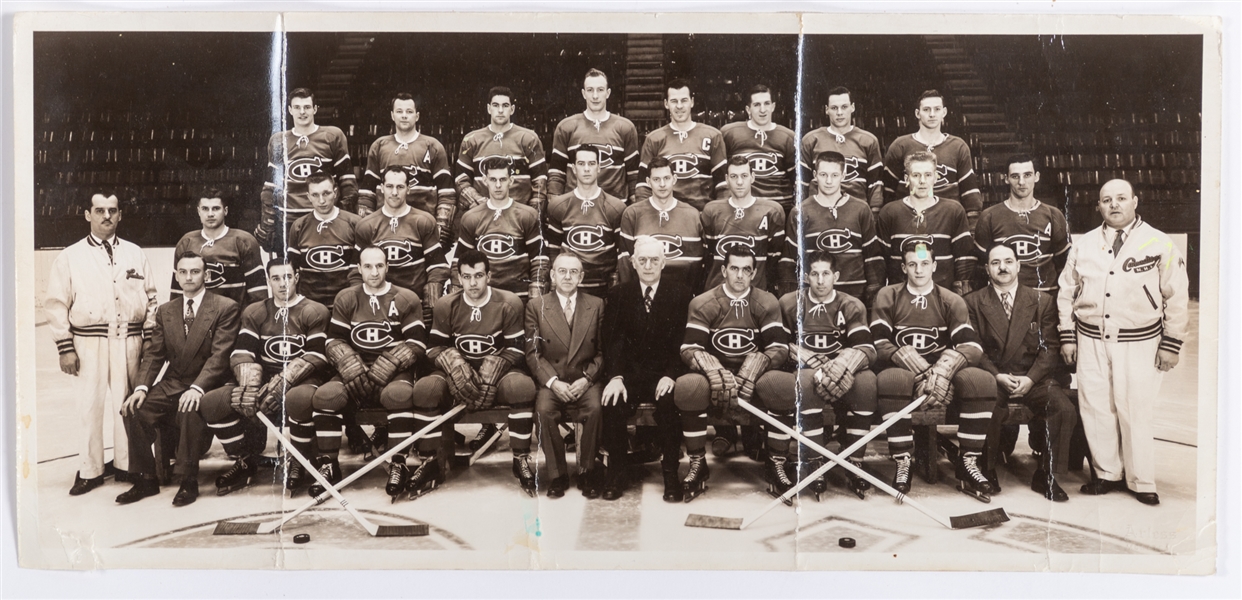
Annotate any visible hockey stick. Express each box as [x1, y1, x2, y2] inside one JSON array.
[[213, 404, 465, 535], [468, 423, 507, 466], [736, 398, 1009, 530], [686, 394, 927, 530]]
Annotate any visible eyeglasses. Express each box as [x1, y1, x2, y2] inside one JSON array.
[[555, 268, 582, 277]]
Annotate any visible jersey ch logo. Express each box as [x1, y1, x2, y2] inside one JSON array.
[[584, 145, 615, 169], [566, 225, 607, 252], [204, 261, 226, 288], [651, 234, 684, 259], [378, 240, 417, 267], [799, 332, 842, 354], [895, 327, 944, 354], [815, 229, 854, 252], [287, 156, 326, 183], [477, 233, 517, 259], [263, 335, 306, 361], [746, 152, 780, 177], [667, 153, 701, 179], [307, 245, 347, 270], [715, 234, 756, 259], [711, 328, 757, 357], [842, 156, 864, 183], [456, 334, 498, 359], [351, 322, 394, 351], [1004, 234, 1043, 262]]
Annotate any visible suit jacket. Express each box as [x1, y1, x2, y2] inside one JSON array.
[[602, 279, 692, 382], [525, 291, 605, 387], [137, 291, 242, 394], [964, 283, 1060, 384]]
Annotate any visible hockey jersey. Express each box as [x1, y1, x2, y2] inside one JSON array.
[[170, 227, 266, 306], [360, 132, 455, 215], [264, 125, 357, 222], [798, 126, 885, 211], [778, 289, 874, 370], [617, 198, 705, 287], [780, 195, 885, 299], [231, 296, 329, 377], [548, 112, 640, 200], [427, 287, 526, 368], [973, 200, 1071, 292], [634, 122, 727, 210], [456, 200, 546, 297], [545, 189, 627, 292], [287, 208, 363, 307], [456, 124, 547, 206], [882, 133, 981, 215], [700, 198, 786, 293], [876, 197, 976, 289], [328, 282, 426, 364], [720, 121, 798, 209], [870, 283, 983, 364], [354, 205, 449, 293], [681, 285, 789, 371]]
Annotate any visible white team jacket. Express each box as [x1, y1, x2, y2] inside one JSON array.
[[44, 236, 158, 355], [1056, 218, 1189, 355]]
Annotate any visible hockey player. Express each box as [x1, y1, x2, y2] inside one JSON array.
[[413, 249, 539, 496], [767, 250, 877, 499], [171, 191, 266, 307], [255, 88, 358, 252], [973, 154, 1071, 293], [456, 157, 547, 301], [701, 156, 786, 294], [720, 84, 798, 212], [617, 157, 706, 289], [359, 93, 456, 244], [799, 86, 886, 213], [548, 69, 640, 201], [633, 79, 727, 210], [882, 89, 982, 227], [876, 151, 976, 296], [308, 246, 429, 501], [871, 239, 996, 501], [286, 172, 363, 308], [545, 145, 627, 296], [455, 86, 548, 213], [778, 151, 884, 303], [200, 258, 329, 494], [674, 246, 789, 502]]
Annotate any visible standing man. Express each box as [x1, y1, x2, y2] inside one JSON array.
[[359, 92, 457, 244], [256, 88, 358, 252], [601, 236, 693, 502], [966, 244, 1075, 501], [548, 69, 640, 202], [456, 157, 547, 301], [701, 156, 786, 294], [720, 84, 798, 212], [1058, 179, 1188, 506], [171, 190, 266, 307], [883, 89, 981, 227], [526, 253, 606, 499], [117, 252, 241, 506], [799, 86, 886, 213], [617, 157, 706, 288], [545, 145, 627, 296], [286, 172, 364, 308], [974, 154, 1071, 293], [634, 79, 727, 210], [46, 191, 158, 495], [455, 86, 548, 213]]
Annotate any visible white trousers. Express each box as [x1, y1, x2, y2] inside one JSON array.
[[1076, 334, 1163, 493], [74, 334, 142, 477]]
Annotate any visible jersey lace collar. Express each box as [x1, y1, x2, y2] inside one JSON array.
[[393, 130, 421, 154], [722, 285, 752, 318], [806, 289, 837, 317], [313, 207, 340, 232], [290, 124, 320, 147], [199, 226, 230, 249], [463, 286, 493, 322], [826, 125, 854, 143], [583, 110, 611, 130]]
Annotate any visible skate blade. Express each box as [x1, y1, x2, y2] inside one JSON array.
[[215, 477, 253, 496], [766, 487, 794, 506], [685, 514, 743, 530], [682, 485, 707, 503], [407, 483, 439, 501], [949, 507, 1010, 529], [956, 482, 992, 503]]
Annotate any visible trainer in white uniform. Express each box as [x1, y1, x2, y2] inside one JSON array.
[[45, 192, 158, 495], [1057, 179, 1189, 506]]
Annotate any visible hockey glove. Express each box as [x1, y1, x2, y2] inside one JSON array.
[[475, 355, 509, 410], [691, 350, 738, 408], [455, 180, 484, 211], [230, 362, 264, 419], [327, 341, 373, 404], [255, 190, 279, 253], [892, 345, 932, 375], [735, 352, 771, 405], [435, 348, 482, 407], [790, 344, 832, 372], [917, 348, 968, 409], [435, 201, 456, 247], [816, 348, 868, 403], [256, 357, 317, 414], [368, 343, 417, 388]]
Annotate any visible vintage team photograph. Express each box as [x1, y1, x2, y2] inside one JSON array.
[[11, 11, 1220, 573]]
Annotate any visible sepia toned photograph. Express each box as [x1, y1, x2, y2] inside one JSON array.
[[9, 9, 1223, 579]]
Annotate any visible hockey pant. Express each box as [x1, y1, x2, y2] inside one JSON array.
[[410, 369, 537, 456], [876, 366, 995, 455]]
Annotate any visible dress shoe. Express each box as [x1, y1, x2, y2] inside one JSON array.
[[172, 478, 199, 507], [1080, 478, 1126, 495], [546, 475, 568, 499], [69, 471, 105, 496], [580, 470, 601, 500], [115, 476, 160, 504], [1031, 469, 1069, 502], [1134, 492, 1161, 506], [601, 466, 625, 501]]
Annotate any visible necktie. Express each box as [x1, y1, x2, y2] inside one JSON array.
[[643, 286, 653, 313], [1001, 291, 1013, 320], [1112, 228, 1125, 256], [101, 240, 113, 263], [563, 298, 574, 329], [184, 299, 195, 335]]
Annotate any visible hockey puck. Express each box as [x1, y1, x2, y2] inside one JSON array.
[[838, 537, 856, 549], [293, 534, 310, 544]]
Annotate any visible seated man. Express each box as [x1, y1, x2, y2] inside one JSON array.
[[308, 246, 428, 502], [674, 246, 789, 502], [765, 249, 877, 500], [413, 248, 538, 496], [200, 258, 330, 495], [526, 253, 605, 499], [871, 240, 996, 501], [118, 252, 241, 506]]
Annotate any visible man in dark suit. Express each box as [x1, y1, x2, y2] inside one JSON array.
[[527, 252, 606, 499], [118, 251, 241, 506], [965, 244, 1075, 501], [601, 235, 692, 502]]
